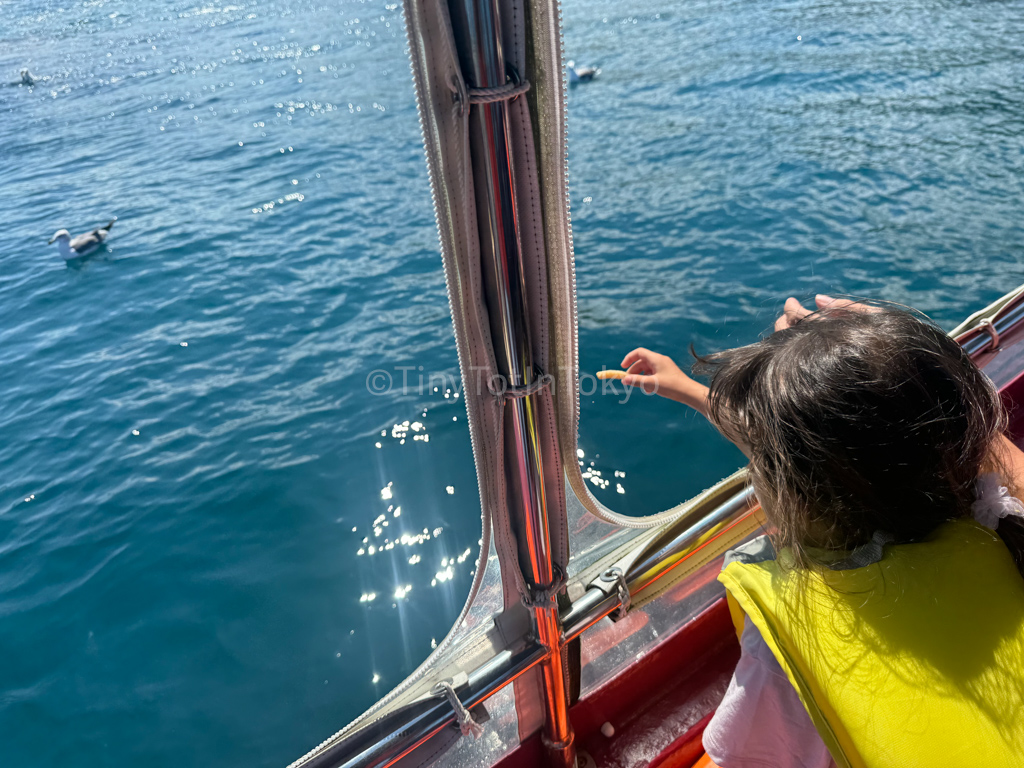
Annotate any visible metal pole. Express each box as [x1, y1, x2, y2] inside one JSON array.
[[444, 1, 574, 766]]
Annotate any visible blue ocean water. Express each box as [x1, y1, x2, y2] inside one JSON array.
[[1, 0, 1021, 765]]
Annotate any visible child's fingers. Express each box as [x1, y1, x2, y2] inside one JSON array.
[[620, 347, 657, 371], [620, 347, 650, 369], [815, 295, 876, 313], [621, 373, 658, 394], [620, 373, 650, 388], [776, 294, 879, 333], [601, 360, 651, 380], [785, 296, 813, 320], [815, 294, 837, 308], [774, 297, 812, 331], [625, 359, 652, 376], [816, 294, 856, 310]]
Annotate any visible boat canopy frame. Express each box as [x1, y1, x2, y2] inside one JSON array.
[[286, 0, 1024, 761], [284, 0, 768, 766]]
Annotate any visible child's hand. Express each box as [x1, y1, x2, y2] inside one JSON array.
[[619, 348, 709, 415], [774, 294, 870, 331]]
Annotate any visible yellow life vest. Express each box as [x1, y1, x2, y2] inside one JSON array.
[[719, 518, 1024, 768]]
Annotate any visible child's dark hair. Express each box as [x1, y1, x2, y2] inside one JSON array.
[[695, 303, 1024, 574]]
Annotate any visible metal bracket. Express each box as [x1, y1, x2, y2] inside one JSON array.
[[978, 318, 1001, 351], [597, 567, 631, 621]]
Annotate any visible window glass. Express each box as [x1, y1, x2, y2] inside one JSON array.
[[0, 1, 480, 765], [565, 0, 1024, 515]]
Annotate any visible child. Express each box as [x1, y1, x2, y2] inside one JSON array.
[[620, 296, 1024, 768]]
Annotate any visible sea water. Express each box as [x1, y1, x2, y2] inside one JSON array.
[[1, 0, 1022, 765]]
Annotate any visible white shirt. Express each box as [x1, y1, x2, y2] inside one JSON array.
[[702, 618, 837, 768]]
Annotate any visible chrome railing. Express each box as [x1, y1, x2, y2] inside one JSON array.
[[959, 299, 1024, 357], [561, 487, 755, 645]]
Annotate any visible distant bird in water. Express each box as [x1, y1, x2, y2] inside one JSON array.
[[48, 218, 117, 260], [567, 60, 600, 86], [19, 68, 37, 86]]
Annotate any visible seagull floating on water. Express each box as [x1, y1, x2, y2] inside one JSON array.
[[567, 60, 600, 85], [49, 218, 117, 260]]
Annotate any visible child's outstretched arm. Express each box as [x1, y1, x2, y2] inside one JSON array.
[[617, 348, 751, 458], [619, 347, 709, 415], [618, 296, 856, 404]]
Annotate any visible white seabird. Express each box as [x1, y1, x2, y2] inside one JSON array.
[[567, 60, 600, 85], [48, 218, 117, 260]]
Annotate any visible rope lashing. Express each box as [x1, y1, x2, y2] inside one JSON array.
[[600, 567, 631, 620], [521, 562, 567, 609], [450, 63, 530, 115], [978, 318, 1001, 351], [467, 78, 531, 104], [433, 679, 484, 740], [488, 366, 552, 405]]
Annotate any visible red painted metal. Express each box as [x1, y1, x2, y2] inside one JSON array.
[[496, 600, 738, 768], [646, 713, 713, 768]]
